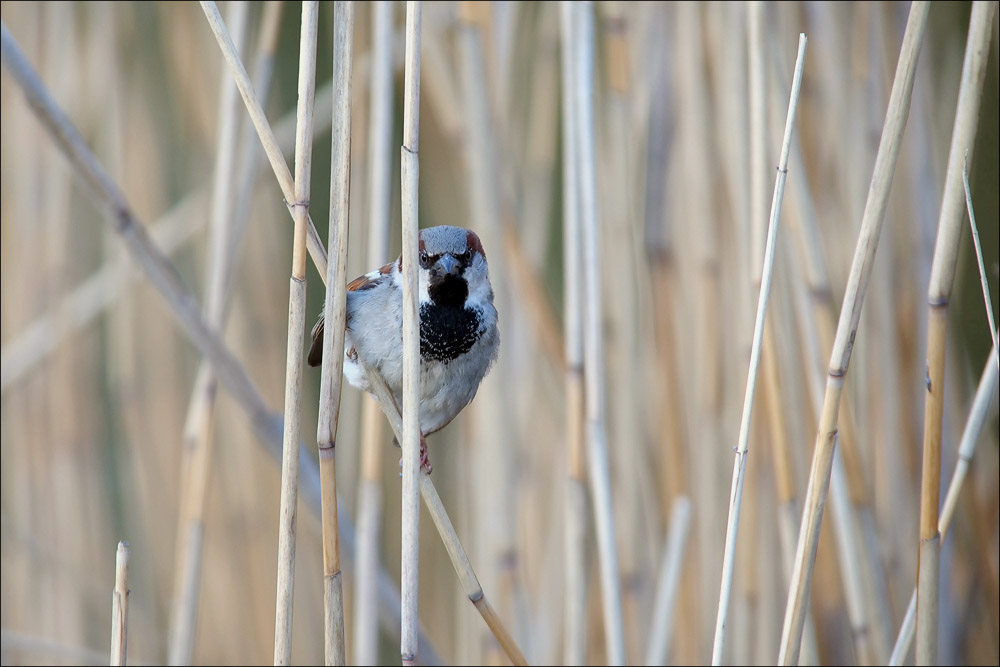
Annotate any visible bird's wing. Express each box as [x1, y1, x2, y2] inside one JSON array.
[[307, 259, 398, 367]]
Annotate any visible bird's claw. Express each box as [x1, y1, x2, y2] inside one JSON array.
[[397, 433, 432, 475]]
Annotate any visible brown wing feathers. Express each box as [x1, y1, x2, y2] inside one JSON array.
[[307, 260, 396, 367]]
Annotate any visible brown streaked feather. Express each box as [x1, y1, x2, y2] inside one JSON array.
[[307, 260, 396, 367], [307, 318, 325, 367]]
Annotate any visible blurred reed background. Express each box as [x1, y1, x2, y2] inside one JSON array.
[[1, 1, 997, 665]]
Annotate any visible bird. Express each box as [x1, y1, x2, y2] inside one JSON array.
[[308, 225, 499, 473]]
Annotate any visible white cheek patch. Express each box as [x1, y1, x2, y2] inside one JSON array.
[[391, 261, 432, 304]]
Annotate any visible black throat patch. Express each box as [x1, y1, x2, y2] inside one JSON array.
[[420, 303, 482, 362]]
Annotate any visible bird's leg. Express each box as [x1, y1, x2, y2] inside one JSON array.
[[419, 432, 432, 475], [395, 432, 433, 475]]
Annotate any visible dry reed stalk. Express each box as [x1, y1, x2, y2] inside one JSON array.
[[776, 3, 930, 663], [199, 1, 329, 280], [167, 4, 251, 663], [273, 4, 319, 663], [746, 8, 819, 663], [963, 159, 999, 354], [0, 19, 443, 661], [362, 370, 529, 666], [110, 541, 129, 667], [711, 33, 806, 666], [889, 344, 999, 665], [769, 255, 823, 667], [399, 3, 422, 664], [0, 192, 204, 393], [0, 21, 283, 450], [353, 2, 394, 664], [917, 6, 997, 662], [1, 16, 345, 395], [570, 4, 626, 663], [559, 4, 586, 664], [644, 496, 692, 666], [315, 3, 354, 664], [769, 35, 894, 664]]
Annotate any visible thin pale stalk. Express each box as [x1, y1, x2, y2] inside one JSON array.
[[889, 345, 998, 665], [770, 34, 893, 664], [917, 5, 996, 664], [168, 5, 251, 663], [316, 3, 354, 665], [353, 1, 394, 663], [110, 542, 129, 667], [963, 158, 999, 354], [711, 33, 807, 666], [777, 4, 930, 663], [199, 1, 329, 281], [274, 4, 318, 664], [0, 193, 204, 393], [400, 3, 422, 664], [559, 3, 586, 663], [645, 497, 692, 666], [571, 4, 625, 663]]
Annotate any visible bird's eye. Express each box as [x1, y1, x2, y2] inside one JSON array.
[[461, 250, 472, 262], [419, 251, 429, 264]]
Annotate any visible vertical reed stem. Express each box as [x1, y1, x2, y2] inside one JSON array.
[[559, 3, 586, 664], [917, 4, 996, 663], [316, 3, 354, 664], [890, 345, 999, 664], [400, 3, 422, 664], [110, 542, 129, 667], [273, 3, 318, 664], [572, 2, 625, 663], [354, 2, 394, 663], [777, 4, 930, 663]]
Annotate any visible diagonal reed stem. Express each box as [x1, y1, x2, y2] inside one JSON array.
[[363, 370, 529, 667], [963, 156, 999, 355], [199, 1, 329, 282], [776, 3, 930, 663], [711, 33, 806, 665], [273, 3, 318, 664]]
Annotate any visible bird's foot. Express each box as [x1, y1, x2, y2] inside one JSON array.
[[397, 432, 432, 475], [420, 433, 432, 475]]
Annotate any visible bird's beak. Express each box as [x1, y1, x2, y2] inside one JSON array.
[[436, 253, 460, 277]]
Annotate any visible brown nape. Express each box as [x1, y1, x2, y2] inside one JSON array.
[[465, 229, 485, 260]]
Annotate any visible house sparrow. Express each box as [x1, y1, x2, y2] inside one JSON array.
[[308, 225, 499, 472]]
